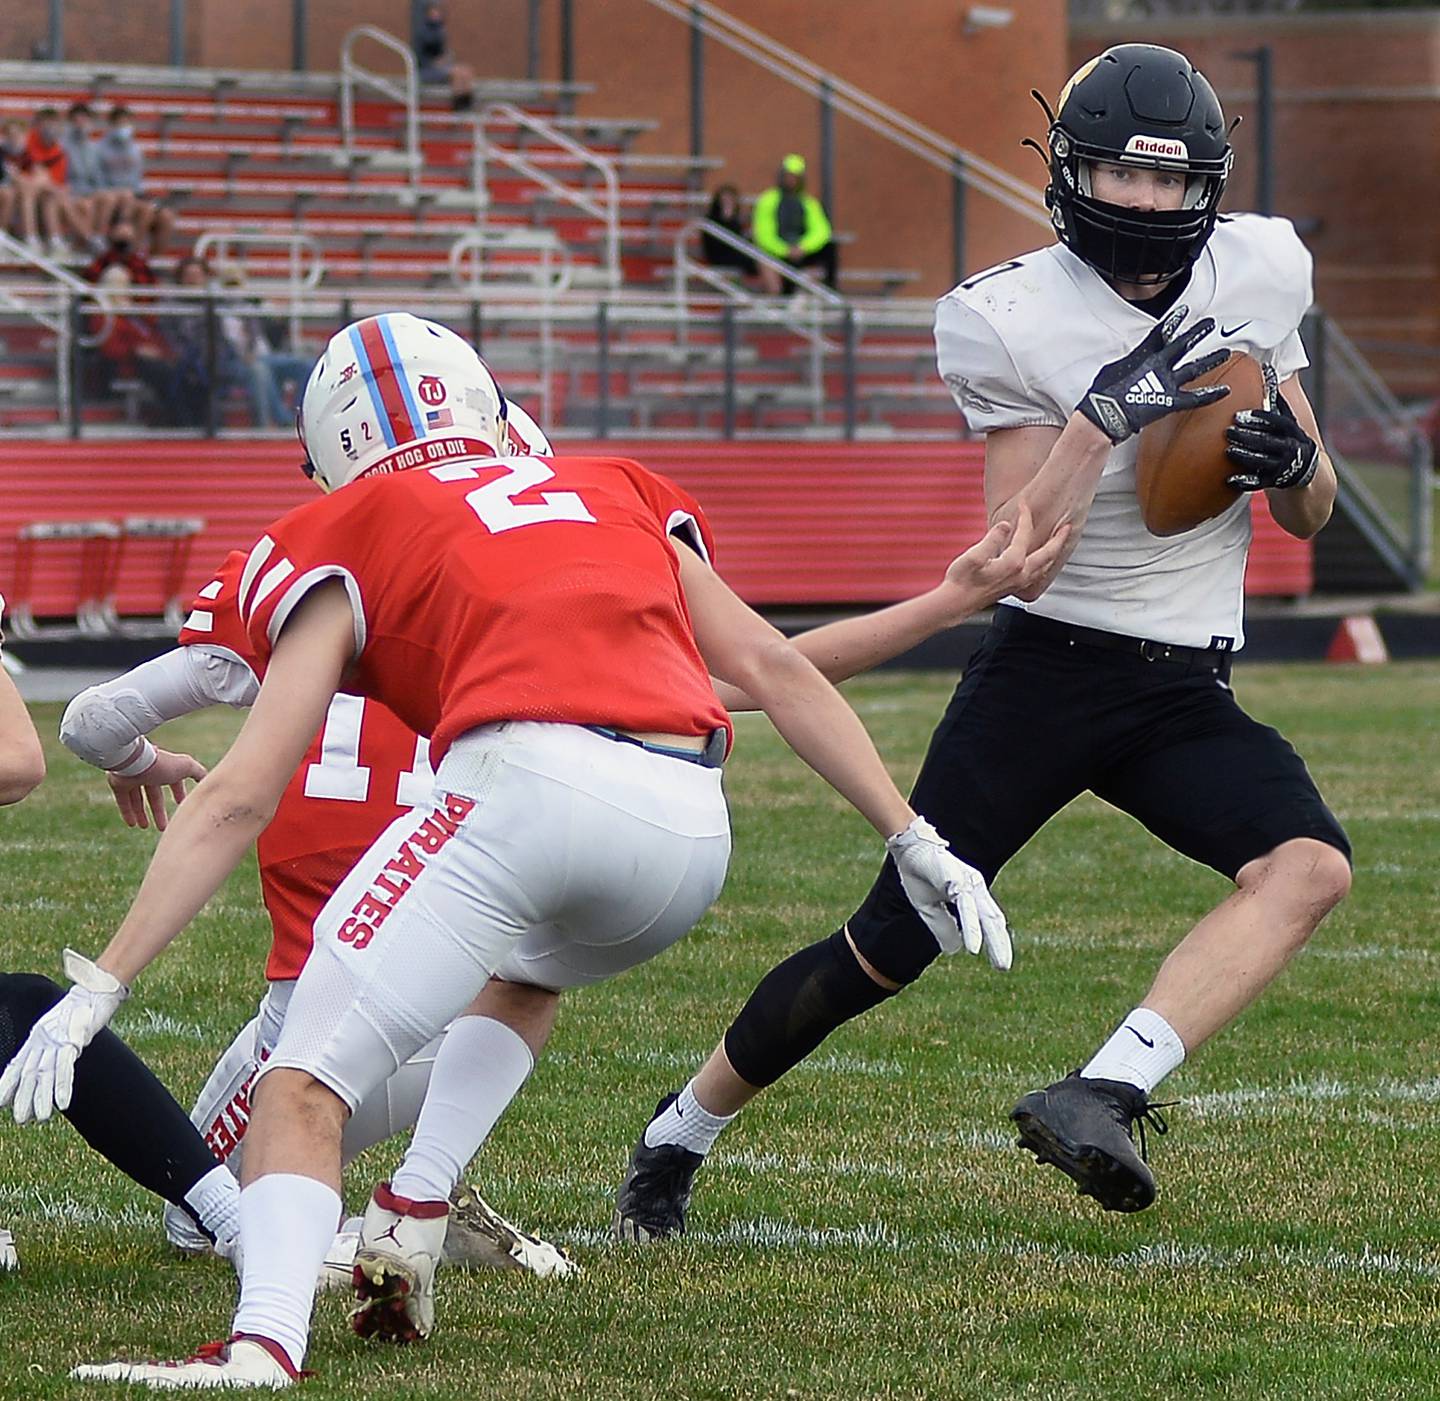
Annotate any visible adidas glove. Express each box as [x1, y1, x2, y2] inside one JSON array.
[[1224, 378, 1320, 492], [886, 817, 1012, 970], [1077, 307, 1232, 445], [0, 949, 129, 1124]]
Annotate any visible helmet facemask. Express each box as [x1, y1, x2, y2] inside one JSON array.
[[1033, 45, 1235, 287], [1048, 128, 1231, 285]]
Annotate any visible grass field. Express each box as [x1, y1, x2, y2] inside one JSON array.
[[2, 663, 1439, 1400]]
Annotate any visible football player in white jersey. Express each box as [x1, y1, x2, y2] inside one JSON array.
[[0, 591, 48, 1272], [613, 43, 1351, 1231]]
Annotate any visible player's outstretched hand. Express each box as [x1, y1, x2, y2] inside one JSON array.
[[1078, 307, 1232, 444], [108, 748, 207, 831], [886, 816, 1011, 969], [0, 949, 128, 1123], [943, 503, 1071, 613]]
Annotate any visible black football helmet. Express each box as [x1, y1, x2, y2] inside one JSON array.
[[1041, 44, 1232, 286]]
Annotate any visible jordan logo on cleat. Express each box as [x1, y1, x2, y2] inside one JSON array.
[[374, 1222, 404, 1248]]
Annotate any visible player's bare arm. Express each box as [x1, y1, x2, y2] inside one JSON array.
[[712, 505, 1069, 711], [0, 597, 45, 804], [677, 544, 914, 839], [1228, 373, 1337, 541], [677, 544, 1008, 966], [60, 648, 236, 830], [0, 669, 44, 805], [92, 583, 354, 987], [985, 313, 1230, 599]]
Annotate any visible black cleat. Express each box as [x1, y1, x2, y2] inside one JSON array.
[[612, 1094, 704, 1243], [1010, 1072, 1171, 1213]]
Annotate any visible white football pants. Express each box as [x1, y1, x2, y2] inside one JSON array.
[[162, 981, 441, 1250], [257, 721, 731, 1111]]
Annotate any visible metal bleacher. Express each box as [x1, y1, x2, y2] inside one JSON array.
[[0, 40, 959, 443]]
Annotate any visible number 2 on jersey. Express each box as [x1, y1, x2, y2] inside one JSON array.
[[431, 457, 596, 534]]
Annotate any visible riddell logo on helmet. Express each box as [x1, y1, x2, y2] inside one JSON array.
[[1125, 135, 1188, 161]]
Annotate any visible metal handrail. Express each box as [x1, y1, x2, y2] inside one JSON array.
[[1322, 317, 1433, 580], [340, 26, 420, 192], [0, 231, 111, 334], [449, 227, 573, 295], [672, 219, 842, 426], [193, 231, 324, 351], [675, 219, 844, 308], [473, 102, 621, 288], [640, 0, 1050, 229], [0, 231, 115, 424]]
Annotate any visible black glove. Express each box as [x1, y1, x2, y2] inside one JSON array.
[[1077, 307, 1232, 445], [1224, 383, 1320, 492]]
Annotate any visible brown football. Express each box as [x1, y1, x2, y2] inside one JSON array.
[[1135, 351, 1268, 537]]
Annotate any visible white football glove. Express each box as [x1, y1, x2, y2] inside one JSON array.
[[0, 949, 128, 1124], [886, 817, 1012, 970]]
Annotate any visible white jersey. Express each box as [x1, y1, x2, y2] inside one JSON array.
[[935, 214, 1313, 648]]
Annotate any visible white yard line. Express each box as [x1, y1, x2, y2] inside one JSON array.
[[562, 1216, 1440, 1281]]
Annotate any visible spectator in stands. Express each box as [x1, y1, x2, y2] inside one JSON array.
[[752, 153, 838, 296], [700, 185, 756, 280], [25, 108, 75, 259], [0, 112, 67, 258], [63, 102, 108, 250], [95, 107, 174, 255], [88, 264, 175, 417], [163, 255, 215, 428], [0, 121, 24, 246], [413, 3, 476, 111], [85, 217, 157, 288], [216, 264, 315, 428]]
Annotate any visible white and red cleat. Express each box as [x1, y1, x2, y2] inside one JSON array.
[[444, 1184, 578, 1279], [350, 1183, 449, 1344], [70, 1334, 302, 1389], [317, 1226, 360, 1294]]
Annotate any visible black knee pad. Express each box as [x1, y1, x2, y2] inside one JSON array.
[[0, 972, 65, 1067], [847, 858, 946, 986], [723, 928, 895, 1089]]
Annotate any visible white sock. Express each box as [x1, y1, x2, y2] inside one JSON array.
[[231, 1173, 341, 1371], [389, 1016, 534, 1203], [184, 1164, 241, 1250], [643, 1080, 735, 1156], [1080, 1007, 1186, 1095]]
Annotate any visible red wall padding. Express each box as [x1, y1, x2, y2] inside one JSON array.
[[0, 439, 1312, 617]]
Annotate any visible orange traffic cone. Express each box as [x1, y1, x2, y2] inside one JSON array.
[[1325, 615, 1389, 664]]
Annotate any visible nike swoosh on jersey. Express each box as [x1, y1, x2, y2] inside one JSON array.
[[1220, 321, 1252, 337]]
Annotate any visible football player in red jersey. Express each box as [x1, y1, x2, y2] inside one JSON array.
[[9, 313, 1028, 1388], [45, 401, 573, 1279]]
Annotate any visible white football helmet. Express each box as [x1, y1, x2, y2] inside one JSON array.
[[298, 312, 509, 492], [504, 399, 551, 456]]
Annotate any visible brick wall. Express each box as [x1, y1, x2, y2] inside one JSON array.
[[1071, 13, 1440, 397], [3, 0, 1065, 297], [565, 0, 1067, 296], [1, 0, 534, 78]]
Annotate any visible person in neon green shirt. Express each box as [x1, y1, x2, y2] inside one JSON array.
[[752, 153, 838, 294]]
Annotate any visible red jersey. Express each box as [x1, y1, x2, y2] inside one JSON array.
[[22, 131, 66, 183], [237, 451, 732, 762], [180, 552, 430, 980]]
